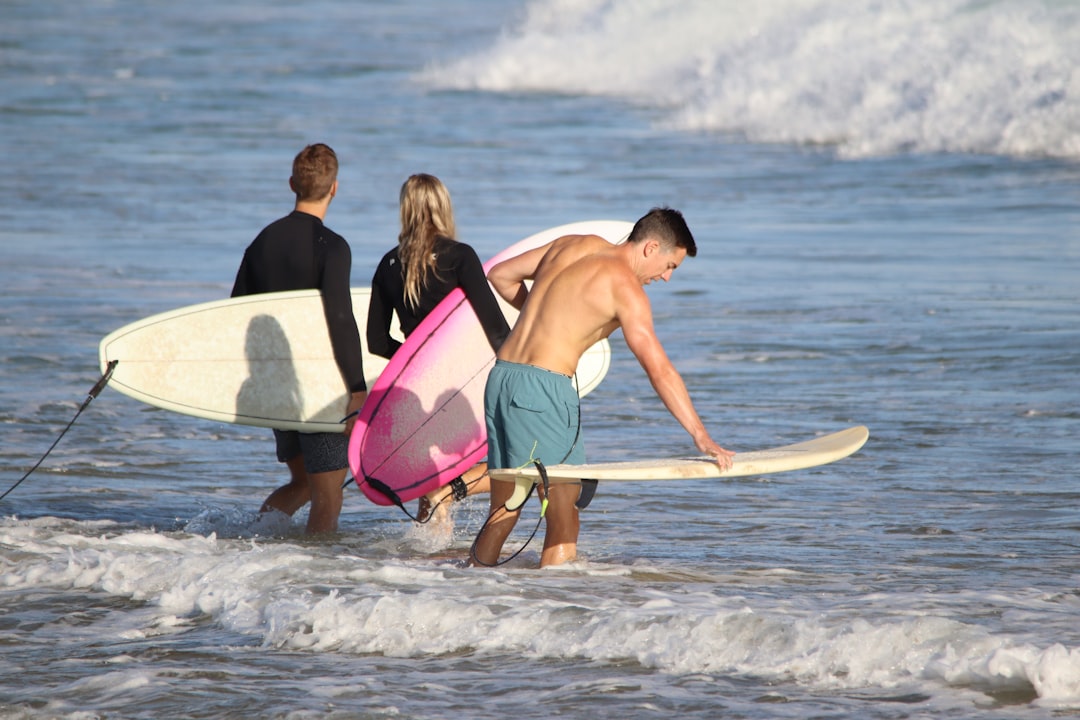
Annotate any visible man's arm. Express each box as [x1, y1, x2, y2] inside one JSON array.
[[618, 285, 734, 466], [320, 241, 366, 395], [230, 250, 251, 298], [321, 242, 368, 434], [487, 242, 552, 309]]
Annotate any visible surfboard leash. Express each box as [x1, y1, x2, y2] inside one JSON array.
[[360, 474, 424, 522], [415, 472, 476, 521], [0, 360, 118, 504], [468, 458, 550, 568], [355, 472, 476, 524]]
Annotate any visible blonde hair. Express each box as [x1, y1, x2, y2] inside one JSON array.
[[398, 174, 457, 309]]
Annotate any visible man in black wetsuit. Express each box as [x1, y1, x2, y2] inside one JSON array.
[[231, 143, 366, 534]]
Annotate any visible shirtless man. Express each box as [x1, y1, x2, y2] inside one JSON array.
[[231, 144, 366, 534], [471, 207, 735, 567]]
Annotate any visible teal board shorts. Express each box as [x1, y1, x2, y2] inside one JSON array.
[[484, 359, 585, 471]]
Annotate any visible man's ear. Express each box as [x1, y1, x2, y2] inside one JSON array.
[[288, 176, 296, 194]]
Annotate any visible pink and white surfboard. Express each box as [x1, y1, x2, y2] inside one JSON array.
[[348, 220, 631, 507]]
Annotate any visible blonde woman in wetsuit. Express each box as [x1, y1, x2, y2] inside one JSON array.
[[367, 174, 510, 522]]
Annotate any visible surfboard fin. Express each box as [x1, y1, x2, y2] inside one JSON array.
[[504, 479, 535, 512], [575, 479, 598, 510], [504, 477, 599, 511]]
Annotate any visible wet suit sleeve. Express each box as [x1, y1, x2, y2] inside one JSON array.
[[455, 244, 510, 353], [320, 239, 367, 393], [230, 251, 251, 298], [366, 257, 402, 360]]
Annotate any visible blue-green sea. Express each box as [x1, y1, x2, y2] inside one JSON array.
[[2, 1, 1079, 718]]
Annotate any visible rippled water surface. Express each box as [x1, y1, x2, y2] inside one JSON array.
[[2, 1, 1079, 718]]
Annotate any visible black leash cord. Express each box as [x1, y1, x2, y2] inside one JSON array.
[[468, 458, 555, 568], [1, 360, 118, 503], [468, 479, 544, 568], [345, 471, 487, 524], [412, 472, 479, 523]]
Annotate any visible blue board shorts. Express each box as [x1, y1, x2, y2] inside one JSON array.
[[484, 359, 585, 470], [273, 429, 348, 475]]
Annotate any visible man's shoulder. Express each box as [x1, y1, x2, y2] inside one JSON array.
[[544, 233, 619, 266], [251, 212, 292, 239], [316, 224, 350, 257], [318, 220, 347, 243], [551, 232, 610, 248], [252, 211, 319, 240]]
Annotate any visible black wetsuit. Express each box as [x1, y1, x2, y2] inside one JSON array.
[[367, 237, 509, 359], [231, 210, 366, 394]]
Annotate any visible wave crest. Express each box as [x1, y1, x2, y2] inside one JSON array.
[[420, 0, 1080, 159]]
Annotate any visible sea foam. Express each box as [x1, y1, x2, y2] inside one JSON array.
[[3, 517, 1080, 707], [420, 0, 1080, 159]]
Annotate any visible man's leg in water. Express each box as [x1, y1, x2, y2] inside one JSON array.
[[470, 476, 522, 565], [261, 455, 311, 516], [539, 481, 581, 567], [305, 468, 345, 534]]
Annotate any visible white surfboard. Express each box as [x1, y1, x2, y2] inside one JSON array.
[[490, 426, 869, 510], [99, 288, 390, 433]]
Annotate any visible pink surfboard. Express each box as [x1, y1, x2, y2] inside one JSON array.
[[348, 220, 632, 507]]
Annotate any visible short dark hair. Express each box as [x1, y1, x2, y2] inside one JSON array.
[[627, 207, 696, 257], [291, 143, 338, 201]]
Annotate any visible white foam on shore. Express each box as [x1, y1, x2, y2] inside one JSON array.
[[3, 515, 1079, 708]]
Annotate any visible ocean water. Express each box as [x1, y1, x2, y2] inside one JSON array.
[[2, 1, 1079, 718]]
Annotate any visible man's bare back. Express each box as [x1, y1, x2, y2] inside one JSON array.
[[490, 234, 625, 375]]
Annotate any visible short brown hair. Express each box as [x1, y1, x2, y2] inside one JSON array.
[[291, 143, 338, 201], [628, 207, 696, 257]]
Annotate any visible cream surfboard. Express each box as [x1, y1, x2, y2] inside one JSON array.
[[349, 220, 628, 507], [99, 288, 389, 433], [490, 425, 869, 510]]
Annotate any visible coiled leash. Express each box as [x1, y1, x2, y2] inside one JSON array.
[[468, 457, 552, 567], [1, 360, 118, 503]]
